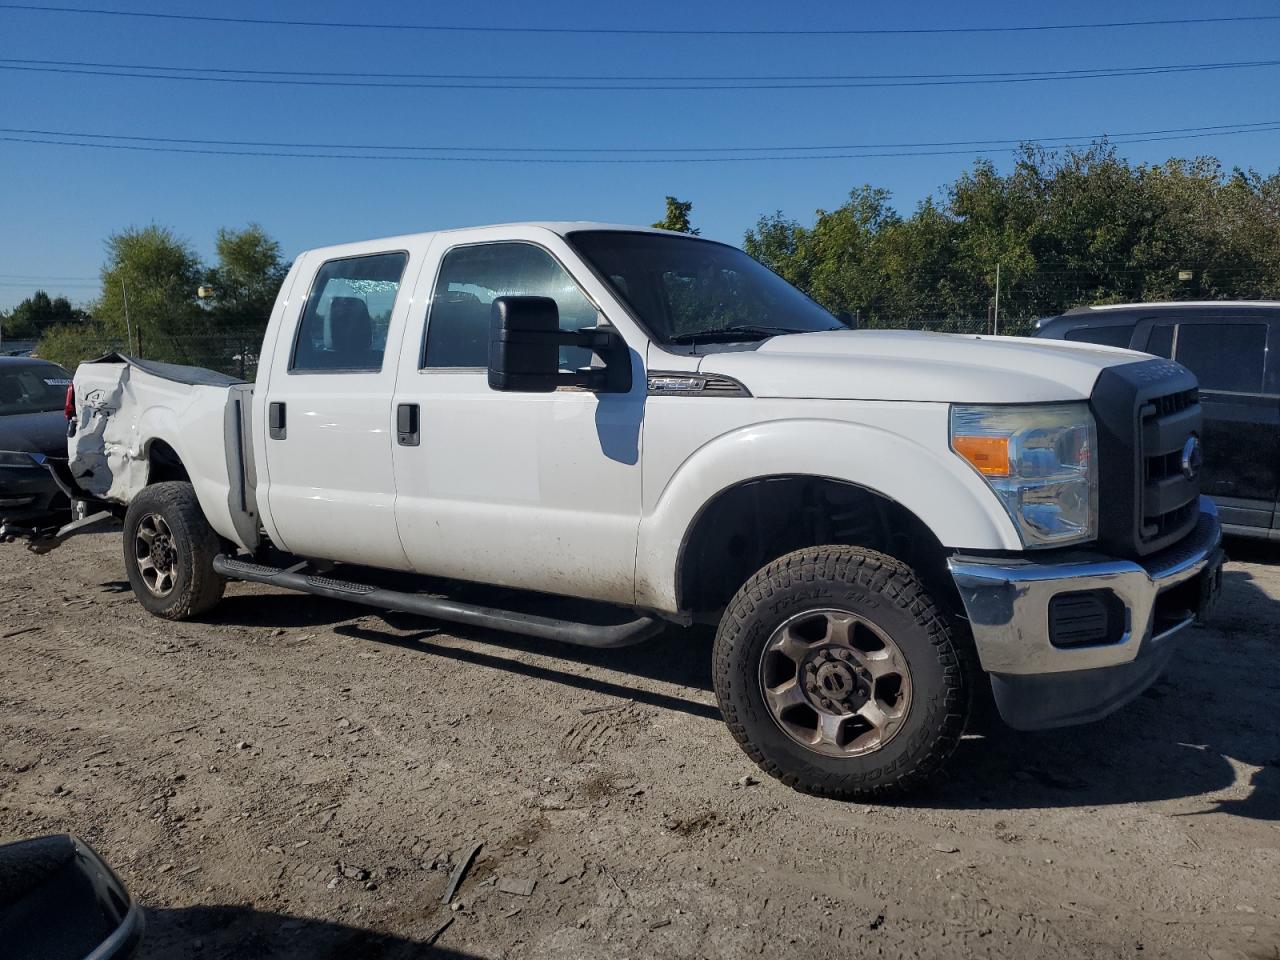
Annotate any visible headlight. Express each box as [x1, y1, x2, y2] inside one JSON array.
[[950, 402, 1097, 547], [0, 451, 38, 468]]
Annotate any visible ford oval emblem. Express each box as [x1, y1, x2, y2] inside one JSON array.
[[1180, 436, 1203, 481]]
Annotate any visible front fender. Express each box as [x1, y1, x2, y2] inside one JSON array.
[[635, 411, 1020, 612]]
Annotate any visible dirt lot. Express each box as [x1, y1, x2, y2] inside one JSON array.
[[1, 532, 1277, 960]]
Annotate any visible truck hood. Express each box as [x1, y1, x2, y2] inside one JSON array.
[[698, 329, 1145, 403]]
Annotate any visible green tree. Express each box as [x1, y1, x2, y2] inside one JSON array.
[[3, 290, 83, 340], [92, 224, 206, 364], [201, 224, 289, 376], [653, 196, 700, 234], [745, 142, 1280, 331], [203, 224, 288, 332]]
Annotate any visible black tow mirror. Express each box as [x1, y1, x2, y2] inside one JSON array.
[[488, 296, 631, 393], [0, 835, 144, 959]]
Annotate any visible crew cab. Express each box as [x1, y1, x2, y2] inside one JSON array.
[[58, 223, 1223, 798]]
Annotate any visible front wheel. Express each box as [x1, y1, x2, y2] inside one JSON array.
[[122, 481, 225, 621], [713, 545, 971, 799]]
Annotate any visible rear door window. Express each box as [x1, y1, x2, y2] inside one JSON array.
[[290, 252, 409, 373]]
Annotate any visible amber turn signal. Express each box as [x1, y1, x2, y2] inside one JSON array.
[[952, 435, 1010, 477]]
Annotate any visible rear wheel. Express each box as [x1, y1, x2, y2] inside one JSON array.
[[713, 545, 971, 799], [122, 482, 225, 620]]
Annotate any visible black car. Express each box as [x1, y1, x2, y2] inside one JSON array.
[[1035, 302, 1280, 540], [0, 355, 73, 526]]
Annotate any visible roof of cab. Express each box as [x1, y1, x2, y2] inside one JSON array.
[[295, 222, 678, 260], [1038, 300, 1280, 331], [1063, 300, 1280, 315], [0, 355, 66, 367]]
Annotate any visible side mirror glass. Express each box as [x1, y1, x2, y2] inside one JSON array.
[[488, 296, 630, 393]]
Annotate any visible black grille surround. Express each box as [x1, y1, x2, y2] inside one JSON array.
[[1090, 359, 1202, 558]]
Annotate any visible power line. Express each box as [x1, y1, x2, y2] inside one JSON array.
[[0, 273, 97, 280], [1, 4, 1277, 36], [5, 57, 1280, 91], [3, 122, 1279, 164], [3, 55, 1278, 86], [2, 120, 1277, 156]]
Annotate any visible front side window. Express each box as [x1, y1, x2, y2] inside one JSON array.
[[423, 242, 599, 369], [568, 230, 842, 344], [290, 252, 409, 373], [0, 362, 72, 415]]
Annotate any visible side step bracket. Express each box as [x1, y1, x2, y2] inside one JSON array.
[[212, 555, 663, 649]]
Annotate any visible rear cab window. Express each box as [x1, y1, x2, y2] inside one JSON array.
[[0, 362, 73, 415]]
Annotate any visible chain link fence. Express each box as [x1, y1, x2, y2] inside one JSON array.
[[33, 333, 262, 380], [26, 317, 1040, 379], [856, 316, 1035, 336]]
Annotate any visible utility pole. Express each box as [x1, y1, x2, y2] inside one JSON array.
[[992, 262, 1001, 336], [120, 279, 134, 356]]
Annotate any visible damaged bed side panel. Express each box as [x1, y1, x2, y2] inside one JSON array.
[[69, 358, 259, 551]]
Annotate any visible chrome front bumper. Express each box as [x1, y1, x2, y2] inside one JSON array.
[[947, 497, 1224, 729]]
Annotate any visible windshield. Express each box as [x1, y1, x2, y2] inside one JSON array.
[[0, 362, 71, 416], [568, 231, 843, 345]]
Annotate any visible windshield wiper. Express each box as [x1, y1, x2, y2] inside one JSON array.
[[667, 324, 806, 344]]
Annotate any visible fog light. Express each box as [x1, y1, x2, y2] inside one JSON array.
[[1048, 590, 1124, 648]]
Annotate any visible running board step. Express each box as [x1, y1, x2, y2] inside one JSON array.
[[211, 555, 663, 649]]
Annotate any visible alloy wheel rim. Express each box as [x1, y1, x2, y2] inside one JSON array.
[[134, 513, 179, 597], [758, 607, 913, 758]]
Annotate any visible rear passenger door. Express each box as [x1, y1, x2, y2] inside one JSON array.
[[1139, 316, 1279, 531], [260, 247, 420, 570]]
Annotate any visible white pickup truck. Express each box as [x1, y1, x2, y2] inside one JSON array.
[[60, 222, 1224, 798]]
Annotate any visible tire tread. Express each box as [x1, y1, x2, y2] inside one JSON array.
[[713, 545, 972, 800], [123, 481, 225, 621]]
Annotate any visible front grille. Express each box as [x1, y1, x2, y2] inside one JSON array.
[[1138, 387, 1200, 548], [1091, 359, 1202, 557]]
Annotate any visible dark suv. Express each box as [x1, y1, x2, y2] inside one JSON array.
[[1035, 302, 1279, 540]]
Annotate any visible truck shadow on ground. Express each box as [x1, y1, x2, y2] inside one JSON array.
[[203, 560, 1278, 819], [335, 617, 723, 721], [140, 904, 476, 960]]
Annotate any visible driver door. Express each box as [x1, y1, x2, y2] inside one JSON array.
[[391, 231, 647, 604]]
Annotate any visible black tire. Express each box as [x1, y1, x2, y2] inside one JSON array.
[[713, 545, 971, 799], [122, 481, 225, 621]]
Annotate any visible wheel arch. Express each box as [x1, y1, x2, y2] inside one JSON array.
[[634, 417, 1019, 614], [673, 475, 958, 617]]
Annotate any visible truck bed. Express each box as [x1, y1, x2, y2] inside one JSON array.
[[69, 354, 259, 550]]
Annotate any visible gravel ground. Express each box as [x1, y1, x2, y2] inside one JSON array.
[[1, 531, 1277, 960]]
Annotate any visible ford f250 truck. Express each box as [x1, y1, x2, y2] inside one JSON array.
[[54, 223, 1224, 798]]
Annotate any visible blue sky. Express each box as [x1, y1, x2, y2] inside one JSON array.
[[2, 0, 1279, 310]]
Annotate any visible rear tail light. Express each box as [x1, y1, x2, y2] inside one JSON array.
[[64, 383, 75, 420]]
